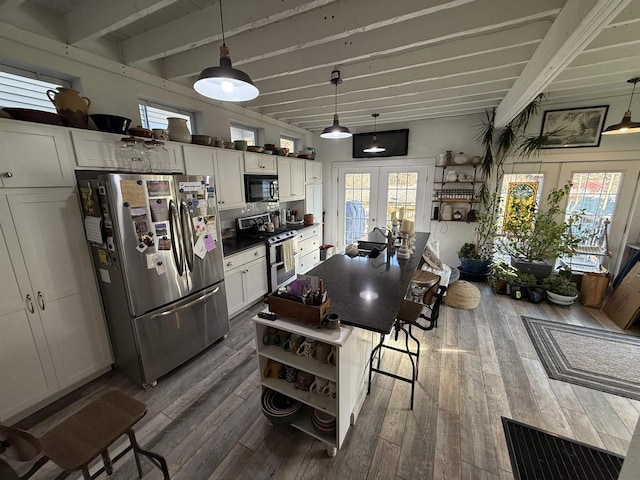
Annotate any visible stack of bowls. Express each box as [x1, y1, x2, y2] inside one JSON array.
[[312, 409, 336, 435], [234, 140, 248, 151], [261, 388, 303, 426]]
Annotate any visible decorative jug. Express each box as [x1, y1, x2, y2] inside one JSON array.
[[46, 87, 91, 128], [453, 152, 469, 165], [167, 117, 191, 143]]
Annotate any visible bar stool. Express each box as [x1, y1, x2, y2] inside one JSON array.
[[0, 390, 170, 480], [367, 274, 446, 410]]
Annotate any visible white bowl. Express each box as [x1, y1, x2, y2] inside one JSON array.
[[546, 291, 578, 305]]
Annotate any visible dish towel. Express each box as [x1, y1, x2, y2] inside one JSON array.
[[283, 239, 295, 272]]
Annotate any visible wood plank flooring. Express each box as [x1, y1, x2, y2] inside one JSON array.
[[9, 284, 639, 479]]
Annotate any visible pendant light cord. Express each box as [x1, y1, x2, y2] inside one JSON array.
[[219, 0, 226, 46], [628, 80, 637, 111], [334, 83, 338, 115]]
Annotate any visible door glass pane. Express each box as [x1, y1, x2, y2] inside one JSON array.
[[345, 173, 371, 244], [386, 172, 418, 225], [499, 173, 544, 232], [563, 171, 621, 270]]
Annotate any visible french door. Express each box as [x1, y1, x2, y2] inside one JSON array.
[[336, 164, 428, 249]]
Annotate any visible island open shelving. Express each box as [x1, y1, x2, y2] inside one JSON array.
[[254, 313, 359, 457]]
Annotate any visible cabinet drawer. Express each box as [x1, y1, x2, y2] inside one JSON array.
[[224, 244, 266, 272], [297, 225, 320, 243], [298, 236, 319, 258], [297, 250, 319, 274]]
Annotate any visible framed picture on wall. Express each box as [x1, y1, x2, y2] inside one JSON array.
[[540, 105, 609, 148]]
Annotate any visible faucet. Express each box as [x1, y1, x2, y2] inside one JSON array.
[[372, 227, 394, 251]]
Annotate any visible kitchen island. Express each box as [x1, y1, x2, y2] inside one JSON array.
[[253, 232, 430, 456]]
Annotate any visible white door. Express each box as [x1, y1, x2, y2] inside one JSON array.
[[0, 197, 58, 420], [8, 190, 112, 388], [215, 150, 246, 209], [558, 161, 640, 274], [337, 165, 428, 249]]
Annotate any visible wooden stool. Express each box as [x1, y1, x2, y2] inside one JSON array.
[[40, 390, 169, 479]]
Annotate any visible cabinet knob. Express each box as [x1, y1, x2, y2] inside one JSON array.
[[254, 251, 259, 256], [3, 172, 13, 178], [227, 261, 233, 266]]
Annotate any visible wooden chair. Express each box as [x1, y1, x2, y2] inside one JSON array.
[[367, 275, 446, 410], [0, 390, 170, 480]]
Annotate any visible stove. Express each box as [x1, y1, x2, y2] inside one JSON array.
[[236, 213, 299, 291]]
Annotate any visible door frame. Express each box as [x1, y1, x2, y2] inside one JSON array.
[[332, 158, 432, 250]]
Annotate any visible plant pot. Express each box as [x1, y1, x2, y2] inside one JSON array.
[[459, 257, 490, 275], [488, 276, 509, 294], [510, 257, 553, 281], [546, 290, 578, 306]]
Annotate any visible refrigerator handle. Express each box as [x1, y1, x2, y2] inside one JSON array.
[[168, 199, 184, 274], [180, 201, 194, 272], [149, 286, 220, 319]]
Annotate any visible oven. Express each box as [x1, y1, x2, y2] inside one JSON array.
[[268, 234, 298, 291]]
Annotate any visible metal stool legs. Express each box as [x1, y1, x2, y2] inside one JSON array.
[[367, 319, 419, 410]]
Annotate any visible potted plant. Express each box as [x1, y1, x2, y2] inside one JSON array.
[[458, 192, 502, 277], [488, 259, 519, 294], [541, 273, 579, 306], [496, 182, 586, 280]]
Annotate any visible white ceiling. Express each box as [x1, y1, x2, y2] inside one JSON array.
[[2, 0, 639, 131]]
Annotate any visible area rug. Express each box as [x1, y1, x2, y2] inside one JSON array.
[[502, 417, 624, 480], [522, 316, 640, 400]]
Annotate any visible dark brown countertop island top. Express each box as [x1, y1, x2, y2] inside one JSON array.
[[307, 232, 429, 334]]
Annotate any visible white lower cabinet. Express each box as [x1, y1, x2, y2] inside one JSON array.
[[0, 190, 112, 422], [296, 225, 321, 274], [253, 315, 358, 456], [223, 245, 268, 317]]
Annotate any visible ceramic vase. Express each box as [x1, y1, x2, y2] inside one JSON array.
[[453, 152, 468, 165], [46, 87, 91, 128], [167, 117, 191, 143]]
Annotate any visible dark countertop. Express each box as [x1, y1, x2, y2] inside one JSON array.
[[222, 223, 321, 257], [222, 237, 265, 256], [307, 232, 429, 334]]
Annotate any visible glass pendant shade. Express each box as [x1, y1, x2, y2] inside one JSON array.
[[194, 46, 259, 102], [602, 77, 640, 135], [320, 113, 352, 139]]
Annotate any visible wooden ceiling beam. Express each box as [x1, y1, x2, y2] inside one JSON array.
[[121, 0, 335, 65], [0, 0, 26, 15], [65, 0, 180, 45], [254, 22, 547, 97], [162, 0, 562, 80], [493, 0, 632, 128]]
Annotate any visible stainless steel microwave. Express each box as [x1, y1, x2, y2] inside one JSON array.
[[244, 174, 279, 203]]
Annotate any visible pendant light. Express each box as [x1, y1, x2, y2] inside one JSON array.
[[363, 113, 385, 153], [193, 0, 258, 102], [320, 70, 352, 139], [602, 77, 640, 135]]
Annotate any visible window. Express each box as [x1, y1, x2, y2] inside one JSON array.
[[139, 101, 194, 132], [230, 124, 257, 145], [0, 66, 71, 112], [499, 173, 545, 232], [280, 135, 296, 152]]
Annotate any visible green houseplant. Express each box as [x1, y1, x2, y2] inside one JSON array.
[[457, 192, 502, 276], [541, 274, 579, 305], [496, 182, 586, 280], [487, 259, 519, 294]]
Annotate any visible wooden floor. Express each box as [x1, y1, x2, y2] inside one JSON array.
[[12, 284, 640, 480]]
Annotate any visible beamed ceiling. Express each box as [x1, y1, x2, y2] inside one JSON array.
[[1, 0, 639, 130]]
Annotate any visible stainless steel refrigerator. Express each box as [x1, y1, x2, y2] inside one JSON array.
[[76, 171, 229, 388]]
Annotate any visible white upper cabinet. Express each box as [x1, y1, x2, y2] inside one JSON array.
[[278, 156, 305, 202], [244, 152, 277, 174], [0, 120, 74, 187], [215, 149, 246, 210], [305, 160, 322, 184]]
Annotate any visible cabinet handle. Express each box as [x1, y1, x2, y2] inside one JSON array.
[[37, 291, 45, 310], [3, 172, 13, 178], [26, 294, 35, 313], [227, 261, 233, 266], [254, 251, 259, 256]]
